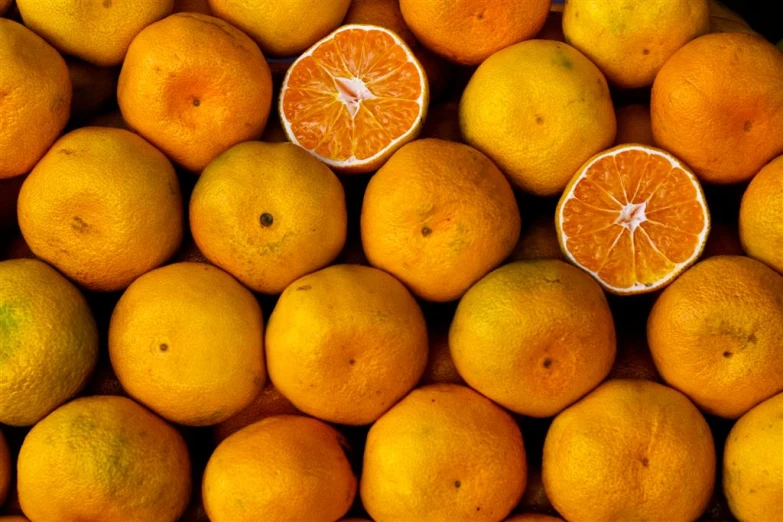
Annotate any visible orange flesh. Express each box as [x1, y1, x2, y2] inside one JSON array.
[[560, 147, 708, 292], [281, 27, 425, 164]]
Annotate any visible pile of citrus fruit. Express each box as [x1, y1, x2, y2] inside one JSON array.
[[2, 0, 783, 520]]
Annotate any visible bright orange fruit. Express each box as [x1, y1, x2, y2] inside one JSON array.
[[280, 24, 428, 173], [557, 144, 710, 294]]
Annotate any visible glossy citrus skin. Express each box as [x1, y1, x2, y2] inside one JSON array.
[[723, 391, 783, 521], [118, 13, 273, 172], [208, 0, 350, 56], [563, 0, 709, 88], [460, 40, 616, 196], [17, 127, 183, 292], [652, 33, 783, 184], [109, 262, 265, 426], [450, 260, 616, 417], [543, 380, 716, 522], [0, 19, 71, 180], [739, 155, 783, 273], [361, 384, 527, 522], [266, 265, 428, 425], [213, 384, 300, 443], [17, 396, 191, 522], [400, 0, 549, 65], [361, 139, 521, 302], [0, 430, 9, 506], [203, 415, 357, 522], [191, 142, 347, 294], [648, 256, 783, 418], [0, 259, 98, 427]]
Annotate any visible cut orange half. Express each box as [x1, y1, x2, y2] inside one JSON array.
[[556, 144, 710, 295], [280, 24, 429, 173]]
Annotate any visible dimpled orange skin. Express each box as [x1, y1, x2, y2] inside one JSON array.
[[17, 127, 183, 292], [0, 430, 9, 506], [648, 256, 783, 418], [739, 155, 783, 274], [0, 19, 71, 180], [0, 260, 99, 427], [17, 396, 191, 522], [117, 13, 273, 172], [651, 33, 783, 184], [450, 260, 616, 417], [543, 380, 716, 522], [361, 384, 527, 522], [400, 0, 549, 65], [109, 263, 265, 426], [190, 141, 347, 294], [203, 415, 357, 522], [361, 139, 521, 303], [460, 40, 616, 196], [266, 264, 428, 425], [723, 391, 783, 521]]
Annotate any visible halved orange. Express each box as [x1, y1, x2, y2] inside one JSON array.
[[556, 144, 710, 294], [280, 24, 428, 173]]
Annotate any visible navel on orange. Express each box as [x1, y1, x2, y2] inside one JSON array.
[[556, 144, 710, 294], [280, 24, 428, 173]]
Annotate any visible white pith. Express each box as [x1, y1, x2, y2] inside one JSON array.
[[557, 144, 711, 295], [279, 24, 428, 170]]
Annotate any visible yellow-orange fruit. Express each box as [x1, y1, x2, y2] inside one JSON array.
[[739, 155, 783, 273]]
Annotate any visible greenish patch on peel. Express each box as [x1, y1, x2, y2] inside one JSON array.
[[0, 302, 22, 364], [552, 48, 574, 70]]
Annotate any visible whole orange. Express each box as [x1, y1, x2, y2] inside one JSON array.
[[17, 127, 183, 292], [648, 256, 783, 418], [543, 379, 715, 522], [190, 142, 347, 294], [361, 139, 521, 302], [361, 384, 527, 521], [17, 396, 191, 522], [203, 415, 356, 522], [266, 264, 428, 425], [399, 0, 550, 65], [109, 262, 265, 426], [118, 13, 273, 172], [651, 33, 783, 184], [0, 19, 71, 179]]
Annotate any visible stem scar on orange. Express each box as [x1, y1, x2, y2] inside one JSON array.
[[280, 24, 429, 173], [556, 144, 710, 294]]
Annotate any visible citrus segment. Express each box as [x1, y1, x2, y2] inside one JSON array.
[[281, 24, 428, 172], [557, 145, 709, 294]]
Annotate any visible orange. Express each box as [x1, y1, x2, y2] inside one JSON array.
[[399, 0, 549, 65], [450, 260, 616, 417], [652, 33, 783, 184], [422, 328, 465, 385], [109, 262, 265, 426], [266, 264, 428, 425], [0, 430, 9, 506], [208, 0, 349, 56], [614, 104, 655, 146], [67, 58, 118, 123], [280, 24, 428, 173], [0, 259, 98, 426], [563, 0, 709, 88], [361, 139, 520, 302], [739, 155, 783, 273], [361, 383, 527, 521], [174, 0, 211, 14], [648, 256, 783, 418], [190, 141, 347, 294], [17, 396, 191, 522], [723, 391, 783, 521], [17, 127, 183, 292], [0, 19, 71, 180], [505, 516, 564, 522], [213, 383, 300, 443], [203, 415, 356, 522], [16, 0, 173, 66], [118, 13, 273, 172], [510, 216, 566, 262], [556, 144, 710, 294], [460, 40, 616, 196], [543, 379, 715, 522], [0, 517, 29, 522], [344, 0, 416, 47]]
